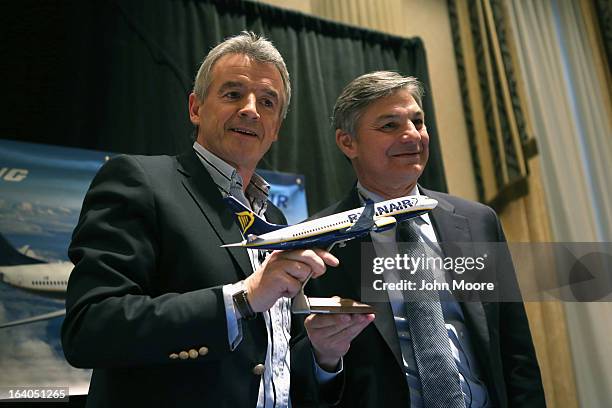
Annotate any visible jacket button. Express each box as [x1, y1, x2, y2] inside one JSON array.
[[179, 351, 189, 360], [252, 364, 265, 376], [169, 353, 179, 360], [199, 346, 209, 356], [188, 349, 199, 359]]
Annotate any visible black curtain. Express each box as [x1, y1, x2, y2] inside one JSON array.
[[2, 0, 447, 214]]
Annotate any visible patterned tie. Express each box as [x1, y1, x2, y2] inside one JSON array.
[[396, 220, 466, 408], [229, 171, 269, 266]]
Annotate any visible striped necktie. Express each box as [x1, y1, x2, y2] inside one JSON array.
[[396, 220, 466, 408]]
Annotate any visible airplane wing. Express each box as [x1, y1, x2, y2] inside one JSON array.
[[346, 199, 375, 233], [0, 309, 65, 329]]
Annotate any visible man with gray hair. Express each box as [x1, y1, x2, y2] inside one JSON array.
[[62, 32, 370, 407], [306, 71, 545, 407]]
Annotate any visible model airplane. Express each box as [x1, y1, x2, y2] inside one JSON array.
[[0, 233, 68, 329], [223, 194, 438, 314], [223, 194, 438, 250]]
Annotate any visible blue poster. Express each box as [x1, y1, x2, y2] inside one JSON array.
[[259, 169, 308, 225], [0, 140, 108, 395], [0, 139, 308, 395]]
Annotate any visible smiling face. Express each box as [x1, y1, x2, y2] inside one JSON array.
[[336, 88, 429, 199], [189, 53, 284, 174]]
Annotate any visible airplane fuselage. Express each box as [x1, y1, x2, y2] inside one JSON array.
[[233, 195, 437, 250], [0, 262, 71, 299]]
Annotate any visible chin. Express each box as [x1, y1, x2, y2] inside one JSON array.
[[394, 163, 421, 174], [399, 170, 422, 185]]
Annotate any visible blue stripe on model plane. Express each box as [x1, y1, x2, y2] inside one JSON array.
[[260, 230, 366, 250]]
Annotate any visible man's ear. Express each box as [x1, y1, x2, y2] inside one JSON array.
[[188, 93, 201, 126], [336, 129, 357, 159]]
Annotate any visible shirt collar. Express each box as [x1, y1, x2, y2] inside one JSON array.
[[356, 181, 431, 225], [192, 141, 270, 214]]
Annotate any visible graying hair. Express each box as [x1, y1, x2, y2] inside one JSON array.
[[333, 71, 424, 137], [193, 31, 291, 119]]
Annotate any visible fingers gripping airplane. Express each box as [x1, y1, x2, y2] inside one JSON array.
[[0, 233, 69, 329], [223, 194, 438, 251]]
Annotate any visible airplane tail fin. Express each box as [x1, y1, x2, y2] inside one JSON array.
[[224, 196, 285, 236], [0, 233, 45, 266]]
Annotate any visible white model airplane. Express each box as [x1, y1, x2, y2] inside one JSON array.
[[223, 194, 438, 250], [223, 193, 438, 314], [0, 233, 69, 328]]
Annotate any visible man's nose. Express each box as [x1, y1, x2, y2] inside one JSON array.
[[400, 121, 421, 142], [238, 94, 260, 120]]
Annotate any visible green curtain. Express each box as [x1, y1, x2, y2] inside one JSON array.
[[447, 0, 530, 209], [3, 0, 446, 214]]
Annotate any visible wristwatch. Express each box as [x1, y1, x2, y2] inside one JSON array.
[[232, 282, 257, 320]]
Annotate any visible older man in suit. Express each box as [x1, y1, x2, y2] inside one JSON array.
[[306, 71, 546, 407], [61, 32, 371, 407]]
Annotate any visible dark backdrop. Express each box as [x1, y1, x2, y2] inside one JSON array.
[[2, 0, 447, 214]]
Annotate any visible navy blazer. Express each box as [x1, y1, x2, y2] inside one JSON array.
[[62, 150, 320, 407], [305, 187, 546, 408]]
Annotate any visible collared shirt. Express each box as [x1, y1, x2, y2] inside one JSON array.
[[193, 142, 338, 407], [356, 182, 489, 407], [194, 142, 290, 407]]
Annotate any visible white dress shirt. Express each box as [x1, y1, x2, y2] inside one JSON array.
[[194, 142, 338, 407]]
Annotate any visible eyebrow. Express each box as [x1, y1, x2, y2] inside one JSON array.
[[374, 111, 424, 123], [218, 81, 244, 94], [263, 89, 279, 102], [217, 81, 279, 102]]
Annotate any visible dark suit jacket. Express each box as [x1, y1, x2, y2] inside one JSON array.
[[306, 187, 546, 408], [61, 150, 320, 407]]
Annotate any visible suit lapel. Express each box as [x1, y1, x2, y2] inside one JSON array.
[[370, 287, 403, 368], [333, 188, 404, 368], [176, 151, 252, 278], [421, 187, 492, 353]]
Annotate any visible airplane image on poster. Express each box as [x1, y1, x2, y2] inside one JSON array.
[[0, 139, 107, 397], [0, 233, 69, 328]]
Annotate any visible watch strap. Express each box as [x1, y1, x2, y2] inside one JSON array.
[[233, 287, 257, 320]]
